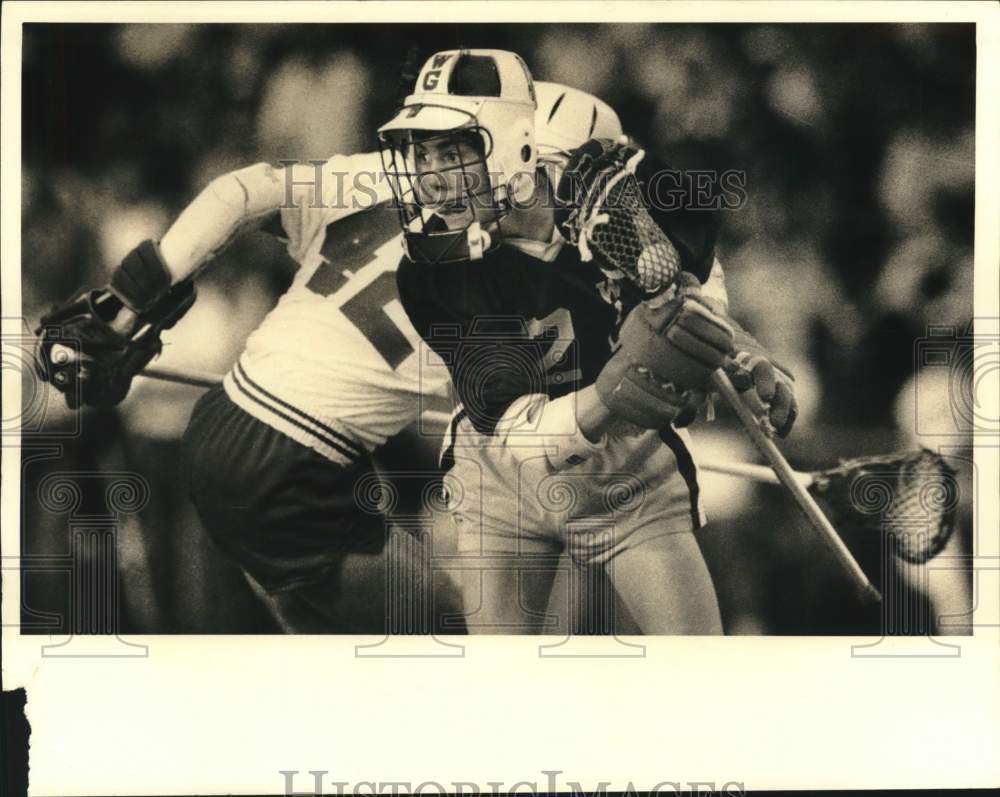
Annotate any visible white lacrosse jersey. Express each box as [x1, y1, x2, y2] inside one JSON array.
[[223, 152, 451, 465]]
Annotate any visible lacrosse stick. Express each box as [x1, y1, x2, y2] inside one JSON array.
[[711, 370, 881, 603], [140, 365, 461, 432], [697, 448, 958, 565], [139, 363, 222, 389], [563, 150, 881, 604]]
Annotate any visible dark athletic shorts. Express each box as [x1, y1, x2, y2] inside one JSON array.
[[181, 386, 386, 594]]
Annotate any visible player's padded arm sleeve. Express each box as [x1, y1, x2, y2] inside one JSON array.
[[633, 152, 719, 283], [158, 162, 287, 282], [278, 152, 393, 265]]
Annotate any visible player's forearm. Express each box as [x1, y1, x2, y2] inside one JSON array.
[[701, 257, 729, 310], [158, 162, 286, 282], [575, 384, 615, 443], [489, 388, 610, 471]]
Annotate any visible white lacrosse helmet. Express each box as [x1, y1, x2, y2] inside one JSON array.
[[378, 49, 538, 263], [534, 81, 623, 159]]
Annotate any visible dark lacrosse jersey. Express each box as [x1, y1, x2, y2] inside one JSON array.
[[396, 177, 719, 542], [396, 170, 718, 440], [399, 243, 633, 433]]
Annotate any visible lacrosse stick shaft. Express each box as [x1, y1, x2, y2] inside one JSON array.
[[418, 409, 451, 426], [711, 369, 881, 604], [139, 364, 222, 389], [697, 459, 815, 487], [139, 366, 459, 430]]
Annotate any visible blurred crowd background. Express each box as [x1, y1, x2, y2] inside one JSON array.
[[19, 23, 976, 634]]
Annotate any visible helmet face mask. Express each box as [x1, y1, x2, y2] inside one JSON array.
[[378, 49, 538, 264], [379, 115, 507, 263]]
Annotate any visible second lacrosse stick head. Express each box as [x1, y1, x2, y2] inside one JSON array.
[[811, 449, 960, 564]]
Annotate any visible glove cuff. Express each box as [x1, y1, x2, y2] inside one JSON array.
[[109, 240, 172, 314]]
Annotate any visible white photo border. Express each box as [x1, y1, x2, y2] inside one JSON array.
[[2, 2, 998, 795]]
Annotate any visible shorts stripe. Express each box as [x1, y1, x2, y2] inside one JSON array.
[[231, 363, 362, 462], [236, 361, 364, 457], [659, 426, 701, 530], [439, 408, 468, 472]]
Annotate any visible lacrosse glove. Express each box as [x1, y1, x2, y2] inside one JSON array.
[[35, 241, 195, 409], [596, 273, 735, 429], [723, 330, 798, 438]]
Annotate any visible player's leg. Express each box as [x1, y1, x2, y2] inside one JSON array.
[[604, 525, 723, 635], [569, 560, 642, 635], [180, 386, 432, 633], [452, 511, 563, 634], [588, 430, 722, 635], [445, 449, 564, 634], [546, 554, 642, 635], [423, 493, 470, 635], [255, 528, 429, 634]]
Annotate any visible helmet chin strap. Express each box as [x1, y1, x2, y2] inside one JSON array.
[[402, 216, 496, 264], [466, 223, 491, 260]]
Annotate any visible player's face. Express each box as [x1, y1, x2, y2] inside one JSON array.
[[411, 133, 494, 231]]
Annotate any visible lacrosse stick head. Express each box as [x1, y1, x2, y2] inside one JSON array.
[[811, 449, 959, 563], [589, 172, 682, 294], [557, 141, 682, 294]]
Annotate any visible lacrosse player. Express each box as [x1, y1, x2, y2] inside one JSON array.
[[35, 148, 441, 632], [380, 49, 797, 634], [34, 75, 629, 634]]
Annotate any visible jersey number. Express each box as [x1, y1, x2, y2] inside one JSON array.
[[528, 308, 582, 388], [306, 261, 414, 370]]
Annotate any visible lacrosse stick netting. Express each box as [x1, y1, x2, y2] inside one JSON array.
[[566, 153, 682, 295], [699, 449, 960, 564]]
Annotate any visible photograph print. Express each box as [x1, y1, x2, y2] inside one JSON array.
[[14, 20, 981, 639]]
